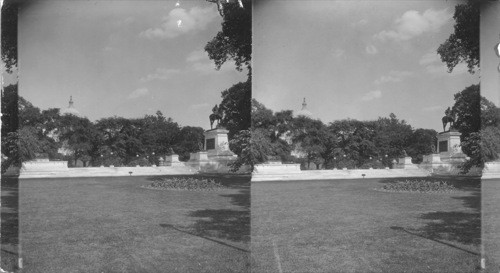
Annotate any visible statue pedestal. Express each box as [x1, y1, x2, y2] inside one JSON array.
[[394, 157, 418, 169], [166, 154, 183, 166], [186, 128, 238, 173], [418, 131, 472, 175], [204, 128, 236, 158], [437, 131, 467, 162]]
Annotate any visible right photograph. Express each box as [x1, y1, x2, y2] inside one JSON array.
[[481, 1, 500, 272], [251, 0, 497, 272]]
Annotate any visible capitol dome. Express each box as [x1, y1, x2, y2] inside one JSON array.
[[60, 96, 81, 117], [295, 98, 313, 118]]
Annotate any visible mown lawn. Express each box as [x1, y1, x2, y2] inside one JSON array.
[[483, 178, 500, 273], [251, 177, 481, 273], [7, 174, 249, 272]]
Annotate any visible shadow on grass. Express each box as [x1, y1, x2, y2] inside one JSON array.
[[158, 175, 250, 252], [186, 178, 250, 243], [452, 191, 480, 211], [160, 224, 248, 253], [415, 188, 480, 247], [416, 211, 481, 246], [1, 176, 20, 272], [390, 226, 479, 256]]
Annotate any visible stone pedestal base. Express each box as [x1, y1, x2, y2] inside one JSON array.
[[185, 128, 241, 173], [186, 150, 241, 173], [437, 131, 462, 157], [394, 157, 418, 169], [166, 154, 183, 166], [204, 128, 234, 157]]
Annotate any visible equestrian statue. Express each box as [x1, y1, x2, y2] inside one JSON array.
[[209, 104, 223, 129], [441, 107, 455, 132]]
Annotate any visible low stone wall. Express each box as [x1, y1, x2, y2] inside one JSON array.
[[251, 164, 431, 182], [22, 160, 69, 171], [10, 165, 197, 179], [483, 161, 500, 179]]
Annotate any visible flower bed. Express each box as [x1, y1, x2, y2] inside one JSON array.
[[380, 179, 457, 193], [144, 177, 226, 191]]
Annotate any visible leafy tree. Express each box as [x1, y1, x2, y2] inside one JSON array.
[[480, 126, 500, 162], [292, 116, 329, 169], [406, 128, 438, 163], [451, 85, 480, 140], [1, 0, 18, 72], [437, 0, 479, 73], [251, 99, 276, 130], [58, 115, 99, 166], [219, 80, 251, 138], [174, 126, 204, 161], [273, 110, 294, 140], [2, 127, 41, 171], [229, 129, 272, 172], [205, 0, 251, 73], [329, 119, 377, 167], [1, 84, 18, 135]]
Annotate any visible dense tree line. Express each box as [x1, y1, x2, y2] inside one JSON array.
[[240, 99, 438, 171], [231, 85, 499, 173], [1, 87, 204, 171]]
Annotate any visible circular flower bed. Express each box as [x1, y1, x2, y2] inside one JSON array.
[[144, 177, 226, 191], [379, 179, 457, 193]]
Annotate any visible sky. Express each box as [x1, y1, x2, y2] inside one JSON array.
[[481, 1, 500, 107], [253, 0, 482, 132], [17, 0, 247, 129]]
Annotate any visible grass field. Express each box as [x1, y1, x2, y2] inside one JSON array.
[[2, 174, 249, 272], [251, 177, 481, 273], [483, 178, 500, 273]]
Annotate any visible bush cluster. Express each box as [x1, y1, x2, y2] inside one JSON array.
[[145, 177, 226, 191], [127, 158, 152, 167], [381, 179, 457, 193]]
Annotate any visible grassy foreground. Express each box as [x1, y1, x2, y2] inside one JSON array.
[[483, 178, 500, 273], [5, 174, 249, 272], [251, 177, 480, 273]]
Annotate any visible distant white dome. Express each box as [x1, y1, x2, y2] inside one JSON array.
[[60, 96, 81, 117], [295, 97, 313, 118]]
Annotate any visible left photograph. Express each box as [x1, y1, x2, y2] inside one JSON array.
[[1, 0, 251, 272]]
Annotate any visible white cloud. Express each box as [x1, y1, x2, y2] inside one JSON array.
[[128, 88, 149, 99], [186, 49, 208, 63], [352, 19, 368, 27], [365, 44, 378, 55], [331, 48, 345, 58], [140, 7, 218, 39], [422, 105, 442, 112], [189, 103, 210, 110], [375, 8, 451, 41], [140, 68, 180, 82], [361, 90, 382, 101], [419, 52, 440, 65], [191, 61, 236, 74], [374, 70, 412, 85], [186, 49, 236, 74], [419, 52, 468, 76]]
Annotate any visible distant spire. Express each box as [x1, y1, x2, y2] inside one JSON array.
[[301, 97, 307, 110], [68, 96, 74, 108]]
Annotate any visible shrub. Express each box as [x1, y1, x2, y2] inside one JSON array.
[[127, 158, 151, 167], [360, 160, 385, 169], [336, 159, 356, 169], [381, 179, 456, 193], [144, 177, 226, 191]]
